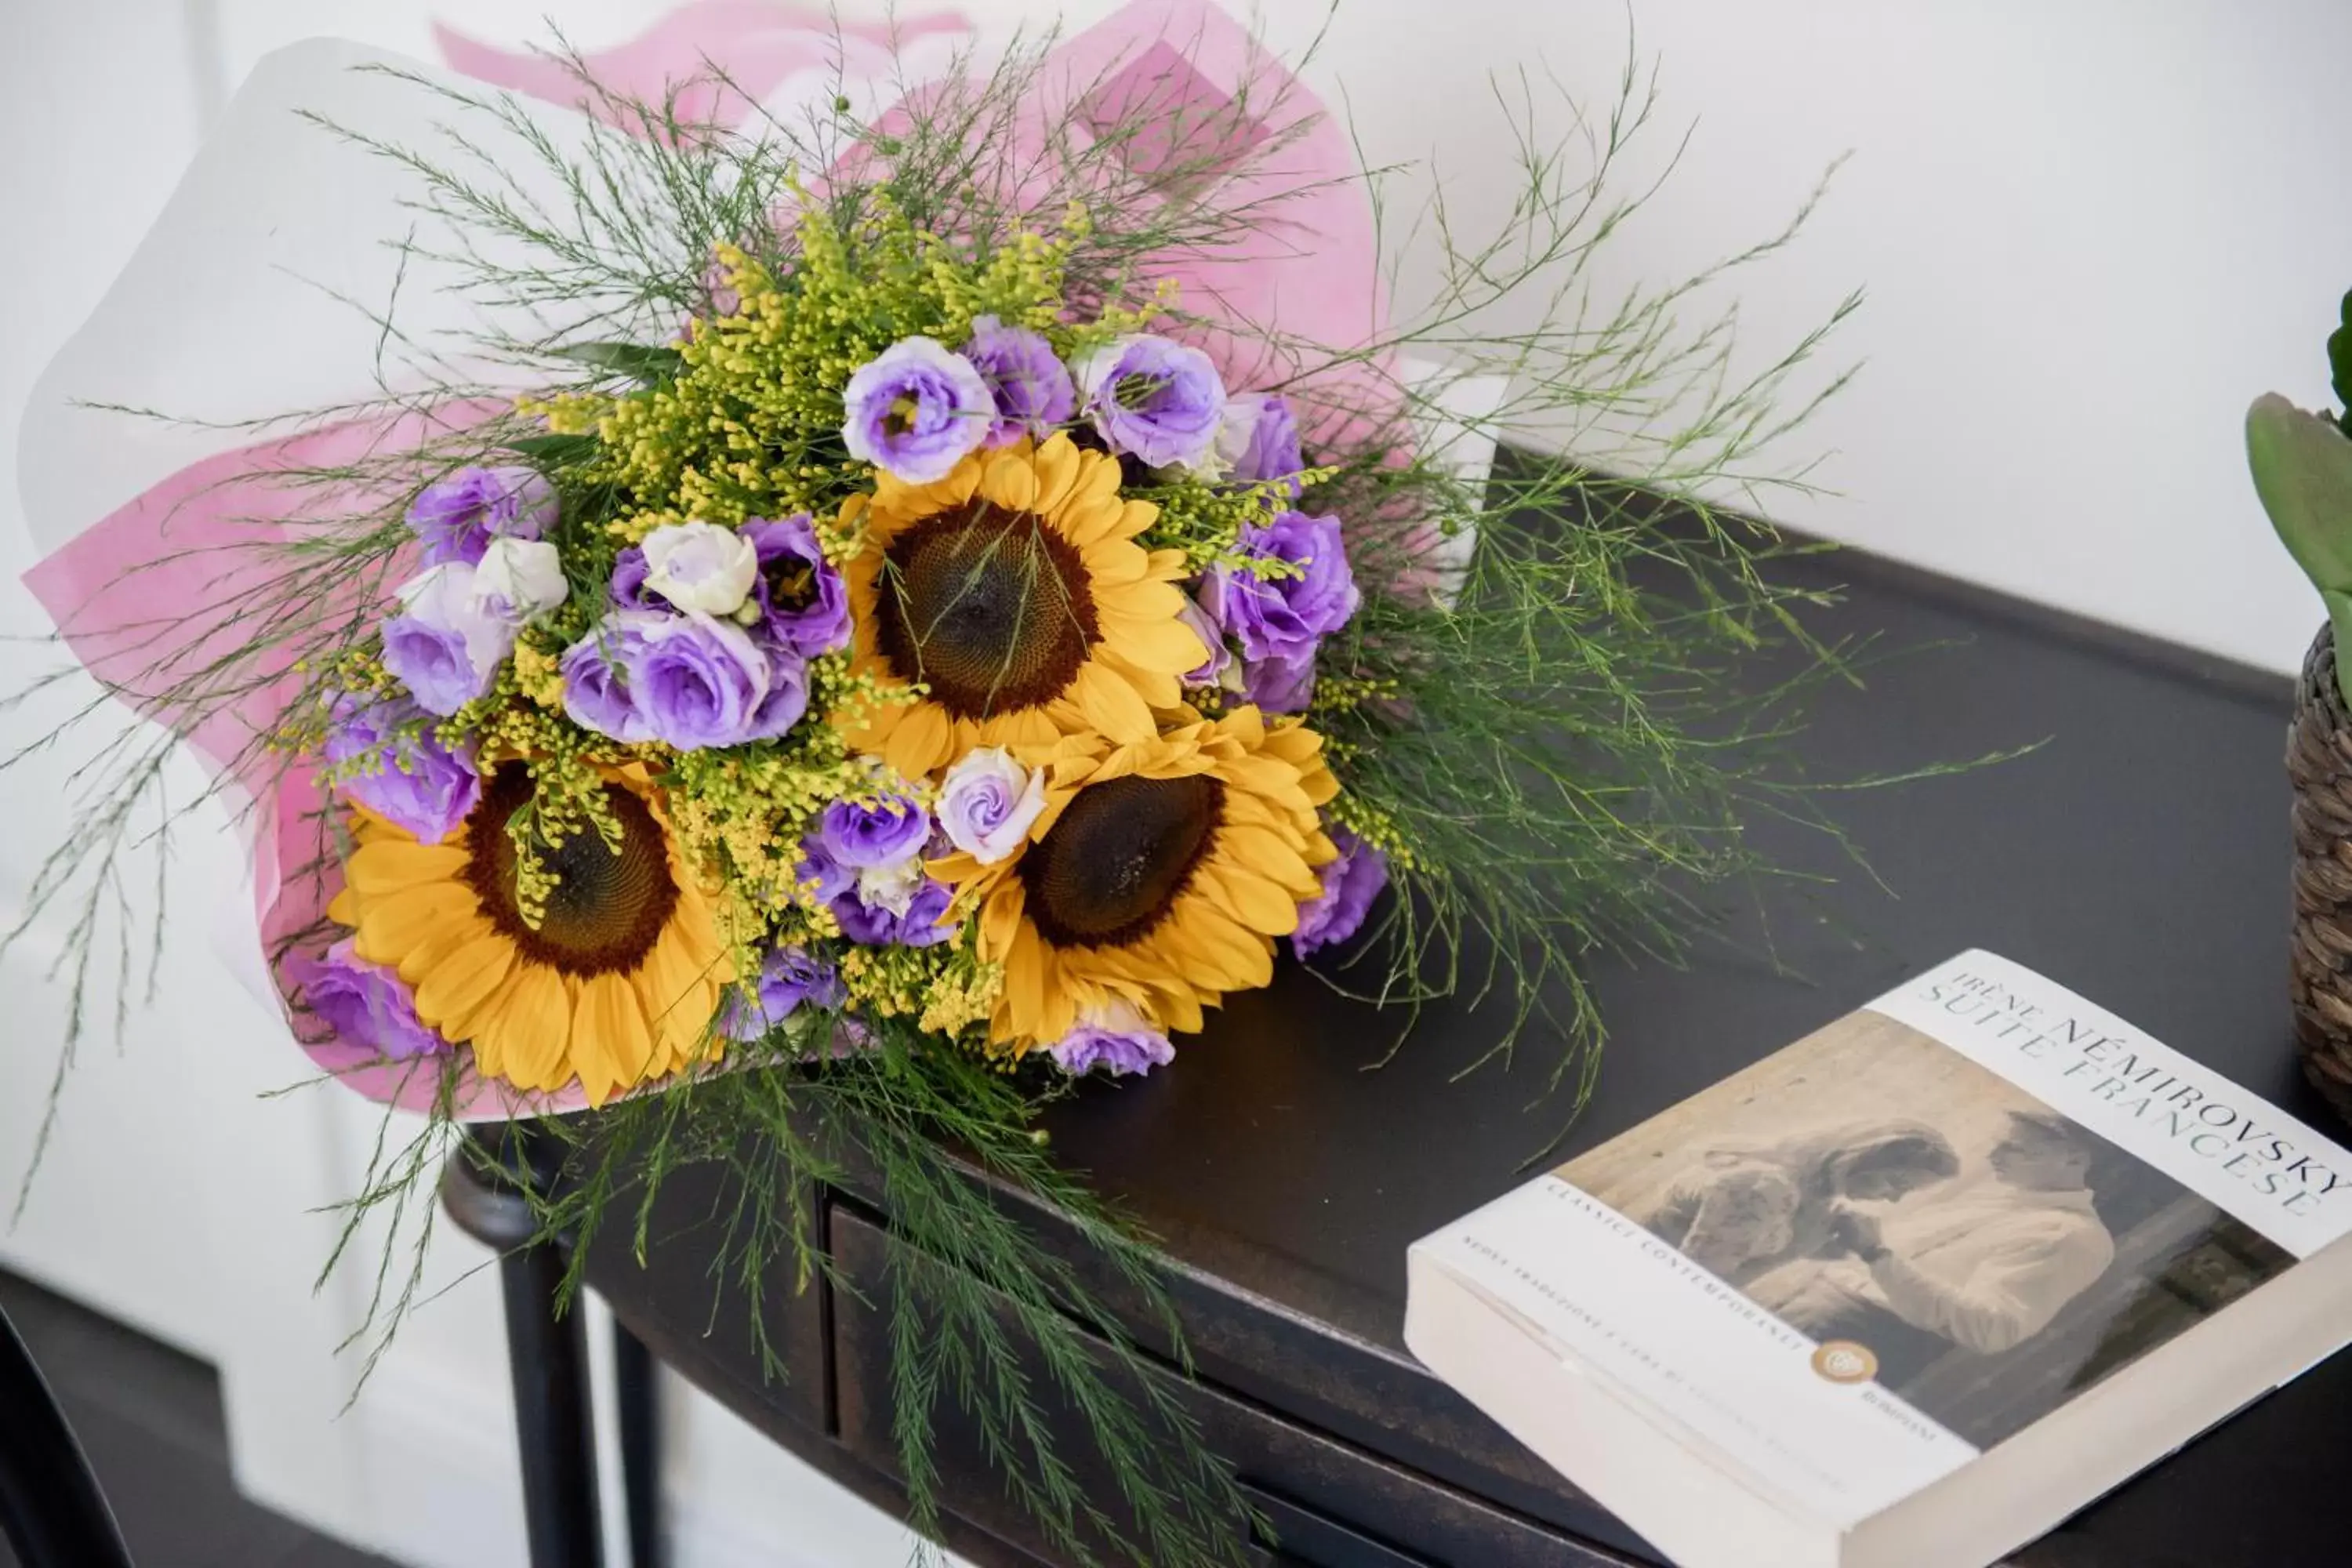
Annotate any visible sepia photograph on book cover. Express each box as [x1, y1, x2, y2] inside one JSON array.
[[1558, 1008, 2297, 1450]]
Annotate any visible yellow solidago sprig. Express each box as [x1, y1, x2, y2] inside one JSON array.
[[588, 194, 1096, 539], [1140, 465, 1344, 570]]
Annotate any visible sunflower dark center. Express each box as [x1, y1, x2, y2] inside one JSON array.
[[462, 764, 679, 976], [1023, 774, 1223, 949], [873, 501, 1099, 719]]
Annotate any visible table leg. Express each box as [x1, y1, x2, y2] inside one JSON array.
[[499, 1235, 606, 1568], [446, 1124, 608, 1568], [613, 1319, 666, 1568]]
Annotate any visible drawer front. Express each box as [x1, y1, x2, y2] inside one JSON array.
[[826, 1205, 1638, 1568]]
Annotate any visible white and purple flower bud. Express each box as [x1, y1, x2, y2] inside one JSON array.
[[470, 537, 568, 624], [641, 521, 760, 616], [936, 746, 1048, 864], [380, 561, 517, 716]]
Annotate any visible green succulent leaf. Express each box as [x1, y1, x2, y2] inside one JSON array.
[[2332, 289, 2352, 437], [2247, 392, 2352, 593]]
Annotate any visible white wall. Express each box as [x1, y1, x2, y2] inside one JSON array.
[[3, 2, 2343, 1566], [1249, 0, 2351, 677]]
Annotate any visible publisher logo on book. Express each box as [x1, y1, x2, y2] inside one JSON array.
[[1811, 1341, 1878, 1385]]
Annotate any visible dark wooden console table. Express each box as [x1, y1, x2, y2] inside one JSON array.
[[445, 538, 2352, 1568]]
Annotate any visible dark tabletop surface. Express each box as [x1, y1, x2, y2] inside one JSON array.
[[1017, 544, 2350, 1568], [1039, 544, 2312, 1327], [578, 537, 2352, 1568]]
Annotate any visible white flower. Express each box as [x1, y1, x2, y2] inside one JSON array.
[[936, 746, 1048, 864], [470, 537, 568, 625], [641, 521, 759, 615], [1211, 393, 1271, 473], [394, 561, 515, 681], [855, 856, 926, 918]]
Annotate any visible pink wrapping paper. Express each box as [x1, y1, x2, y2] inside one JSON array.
[[22, 0, 1399, 1116]]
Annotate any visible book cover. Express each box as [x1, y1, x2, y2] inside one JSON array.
[[1408, 950, 2352, 1563]]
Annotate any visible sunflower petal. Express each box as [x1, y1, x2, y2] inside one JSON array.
[[343, 840, 472, 897], [575, 972, 655, 1105], [1032, 437, 1083, 514], [883, 700, 953, 777], [1183, 904, 1276, 989], [1004, 923, 1047, 1038], [982, 451, 1040, 511], [1258, 721, 1325, 765], [1098, 575, 1188, 622], [980, 881, 1026, 960], [355, 883, 475, 969], [1073, 662, 1156, 742], [1218, 823, 1316, 893], [1063, 499, 1131, 550], [1206, 863, 1304, 936], [635, 932, 718, 1071], [492, 965, 572, 1092], [411, 935, 516, 1038], [1104, 498, 1154, 540], [1099, 613, 1209, 673]]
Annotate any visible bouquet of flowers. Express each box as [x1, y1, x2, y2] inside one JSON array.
[[14, 1, 1864, 1559]]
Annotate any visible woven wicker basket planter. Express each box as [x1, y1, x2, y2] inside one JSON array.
[[2288, 622, 2352, 1120]]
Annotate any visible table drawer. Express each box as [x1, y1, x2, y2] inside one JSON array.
[[826, 1203, 1639, 1568]]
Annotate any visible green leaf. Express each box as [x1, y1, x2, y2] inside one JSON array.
[[501, 432, 600, 465], [2247, 392, 2352, 593], [550, 341, 685, 383], [2332, 289, 2352, 437]]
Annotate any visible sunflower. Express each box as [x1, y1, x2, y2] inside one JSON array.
[[838, 433, 1208, 779], [324, 760, 733, 1105], [932, 706, 1340, 1051]]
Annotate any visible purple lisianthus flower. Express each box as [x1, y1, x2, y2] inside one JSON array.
[[1048, 1005, 1174, 1077], [1203, 510, 1361, 663], [1074, 334, 1227, 470], [407, 466, 557, 567], [321, 693, 481, 844], [632, 612, 775, 750], [832, 865, 956, 947], [741, 649, 811, 742], [1294, 827, 1389, 959], [1216, 392, 1304, 488], [718, 946, 846, 1043], [840, 336, 993, 483], [1175, 595, 1232, 689], [962, 315, 1076, 446], [1242, 649, 1316, 715], [609, 545, 659, 609], [381, 562, 514, 717], [796, 837, 856, 902], [559, 612, 665, 743], [742, 515, 850, 658], [819, 792, 932, 869], [380, 615, 481, 716], [291, 938, 447, 1059], [560, 608, 804, 747]]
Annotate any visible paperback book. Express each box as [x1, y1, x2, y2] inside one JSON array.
[[1406, 951, 2352, 1568]]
